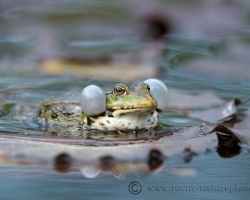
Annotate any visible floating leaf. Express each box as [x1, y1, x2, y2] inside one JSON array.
[[233, 109, 250, 130], [0, 125, 216, 176], [168, 88, 224, 109], [188, 99, 242, 124]]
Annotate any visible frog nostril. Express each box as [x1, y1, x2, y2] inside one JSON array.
[[64, 112, 71, 117]]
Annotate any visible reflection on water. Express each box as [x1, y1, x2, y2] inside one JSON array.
[[53, 149, 164, 178], [0, 123, 247, 180], [0, 150, 249, 200]]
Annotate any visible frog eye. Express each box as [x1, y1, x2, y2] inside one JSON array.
[[113, 84, 126, 96], [80, 85, 106, 116], [144, 78, 169, 111], [51, 113, 58, 119]]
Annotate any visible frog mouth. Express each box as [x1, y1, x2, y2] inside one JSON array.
[[109, 104, 157, 110], [108, 107, 156, 113]]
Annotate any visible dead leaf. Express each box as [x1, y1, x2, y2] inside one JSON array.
[[233, 109, 250, 130], [210, 124, 250, 157], [0, 125, 216, 170], [168, 88, 224, 109], [188, 99, 242, 124]]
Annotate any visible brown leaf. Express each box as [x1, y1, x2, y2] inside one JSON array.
[[210, 124, 250, 157], [233, 109, 250, 130]]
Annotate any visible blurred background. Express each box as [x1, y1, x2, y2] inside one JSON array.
[[0, 0, 250, 199], [1, 0, 250, 83]]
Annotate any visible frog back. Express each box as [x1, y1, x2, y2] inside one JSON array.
[[36, 92, 85, 131]]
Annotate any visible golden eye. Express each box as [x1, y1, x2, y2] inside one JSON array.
[[113, 85, 126, 96]]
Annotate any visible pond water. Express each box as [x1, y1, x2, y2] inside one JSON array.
[[0, 151, 249, 200], [0, 0, 250, 199]]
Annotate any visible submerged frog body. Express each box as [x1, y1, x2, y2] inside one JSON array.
[[36, 79, 169, 132], [36, 92, 84, 132]]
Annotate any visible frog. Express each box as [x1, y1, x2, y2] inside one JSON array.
[[36, 92, 84, 131], [36, 78, 169, 132]]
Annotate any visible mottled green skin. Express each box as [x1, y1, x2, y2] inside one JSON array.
[[35, 93, 83, 131], [36, 82, 158, 131]]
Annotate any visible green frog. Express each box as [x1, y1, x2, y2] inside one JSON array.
[[36, 79, 169, 132]]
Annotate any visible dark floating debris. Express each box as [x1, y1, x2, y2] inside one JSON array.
[[99, 155, 116, 170], [54, 153, 73, 173], [210, 124, 243, 158], [142, 11, 171, 40], [182, 148, 197, 163], [148, 149, 164, 171]]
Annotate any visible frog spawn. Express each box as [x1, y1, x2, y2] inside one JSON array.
[[80, 79, 169, 131]]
